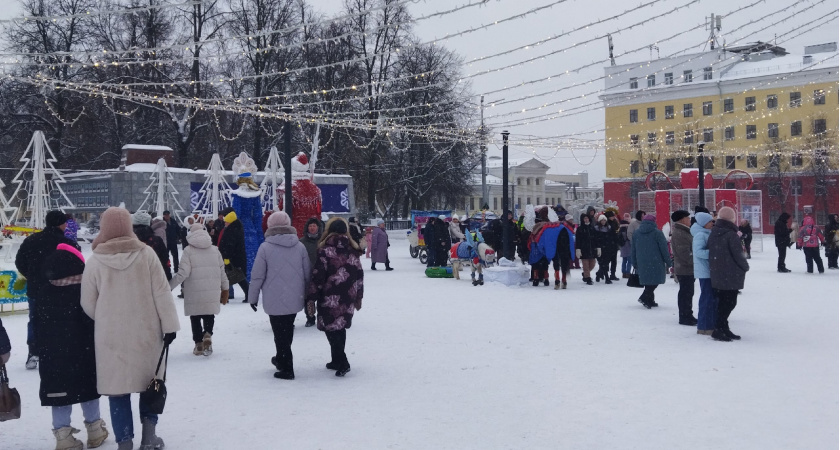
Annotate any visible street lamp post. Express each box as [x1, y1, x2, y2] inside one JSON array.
[[281, 105, 294, 220], [698, 142, 705, 209], [501, 130, 510, 259]]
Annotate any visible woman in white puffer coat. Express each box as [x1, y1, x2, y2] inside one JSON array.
[[170, 223, 229, 356]]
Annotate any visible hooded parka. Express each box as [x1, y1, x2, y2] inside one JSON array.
[[169, 228, 229, 316]]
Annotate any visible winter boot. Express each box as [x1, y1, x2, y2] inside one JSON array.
[[609, 274, 620, 281], [25, 353, 38, 370], [711, 329, 732, 342], [370, 263, 377, 270], [561, 282, 567, 289], [116, 440, 134, 450], [53, 427, 83, 450], [192, 342, 203, 356], [554, 280, 561, 290], [595, 272, 602, 282], [638, 297, 653, 309], [305, 316, 316, 327], [604, 277, 612, 284], [139, 419, 164, 450], [584, 277, 593, 285], [335, 364, 351, 377], [679, 315, 698, 326], [273, 370, 295, 380], [202, 332, 213, 356], [478, 274, 484, 286], [85, 419, 110, 448], [724, 328, 741, 340], [326, 361, 340, 370]]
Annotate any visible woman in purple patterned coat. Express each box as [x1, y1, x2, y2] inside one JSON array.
[[306, 217, 364, 377]]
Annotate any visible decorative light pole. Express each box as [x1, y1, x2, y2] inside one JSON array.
[[501, 130, 511, 259], [281, 105, 294, 220], [698, 142, 705, 209]]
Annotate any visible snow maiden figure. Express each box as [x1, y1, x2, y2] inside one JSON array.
[[231, 152, 265, 280]]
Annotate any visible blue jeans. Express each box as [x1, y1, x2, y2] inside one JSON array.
[[109, 394, 158, 443], [621, 257, 631, 274], [52, 399, 101, 429], [697, 278, 718, 331]]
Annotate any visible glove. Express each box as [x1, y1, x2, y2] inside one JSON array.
[[220, 289, 229, 305], [354, 298, 363, 311], [575, 249, 582, 259], [224, 258, 230, 265], [597, 248, 602, 257], [163, 332, 176, 346], [250, 302, 258, 312]]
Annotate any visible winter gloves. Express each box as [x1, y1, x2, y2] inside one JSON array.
[[220, 290, 229, 305], [224, 259, 230, 265], [355, 298, 362, 311], [575, 249, 582, 259], [250, 302, 258, 312], [163, 332, 176, 346]]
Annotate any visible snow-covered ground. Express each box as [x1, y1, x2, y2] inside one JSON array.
[[1, 235, 837, 449]]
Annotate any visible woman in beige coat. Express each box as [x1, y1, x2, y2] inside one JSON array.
[[170, 223, 229, 356], [81, 207, 180, 450]]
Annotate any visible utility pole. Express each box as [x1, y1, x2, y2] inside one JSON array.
[[281, 105, 294, 220], [480, 95, 488, 209], [698, 143, 705, 209], [501, 130, 510, 259], [706, 13, 722, 50]]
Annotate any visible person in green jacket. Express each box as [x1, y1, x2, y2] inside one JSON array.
[[630, 214, 672, 309]]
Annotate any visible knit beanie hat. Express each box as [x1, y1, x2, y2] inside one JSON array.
[[44, 243, 86, 280], [224, 211, 237, 223], [670, 210, 690, 223], [717, 206, 737, 223], [643, 214, 656, 222], [328, 218, 348, 235], [376, 218, 384, 226], [92, 207, 136, 249], [597, 214, 607, 222], [565, 214, 574, 222], [189, 223, 204, 233], [267, 211, 291, 228], [132, 211, 152, 226], [695, 212, 713, 227], [46, 210, 68, 227]]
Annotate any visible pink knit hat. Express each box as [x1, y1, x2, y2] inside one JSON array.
[[643, 214, 656, 222], [267, 211, 291, 228], [717, 206, 737, 223], [92, 207, 136, 250]]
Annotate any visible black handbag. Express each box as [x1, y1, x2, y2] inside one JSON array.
[[140, 345, 169, 415], [225, 265, 246, 284], [0, 363, 21, 421], [627, 271, 643, 288]]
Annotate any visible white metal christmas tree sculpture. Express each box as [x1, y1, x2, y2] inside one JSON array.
[[193, 153, 232, 218], [260, 146, 284, 213], [138, 157, 185, 218], [8, 131, 74, 228], [0, 177, 18, 227]]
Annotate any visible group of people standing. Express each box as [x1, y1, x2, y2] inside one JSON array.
[[774, 212, 839, 273], [6, 207, 367, 449]]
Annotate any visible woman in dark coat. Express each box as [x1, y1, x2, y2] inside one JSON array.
[[38, 244, 109, 449], [575, 214, 599, 285], [218, 211, 250, 302], [825, 214, 839, 269], [306, 218, 364, 377], [774, 212, 793, 272], [434, 215, 451, 267], [630, 215, 671, 308], [708, 207, 750, 341], [132, 211, 172, 280]]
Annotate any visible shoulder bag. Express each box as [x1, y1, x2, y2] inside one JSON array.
[[140, 344, 169, 415], [0, 363, 21, 421]]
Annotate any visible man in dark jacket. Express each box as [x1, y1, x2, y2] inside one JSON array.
[[163, 210, 182, 273], [300, 217, 322, 327], [15, 210, 80, 369], [132, 211, 172, 280], [422, 217, 437, 267], [434, 215, 451, 267], [670, 210, 697, 325], [604, 211, 621, 280], [774, 212, 793, 273], [708, 207, 750, 342], [219, 210, 250, 302], [213, 212, 226, 245]]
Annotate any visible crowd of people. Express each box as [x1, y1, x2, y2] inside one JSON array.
[[5, 207, 366, 450]]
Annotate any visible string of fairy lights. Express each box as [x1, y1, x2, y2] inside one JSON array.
[[0, 0, 836, 168]]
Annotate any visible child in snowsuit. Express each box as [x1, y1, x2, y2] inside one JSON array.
[[797, 215, 826, 273]]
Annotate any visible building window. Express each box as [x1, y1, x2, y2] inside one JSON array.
[[768, 123, 779, 139], [724, 98, 734, 113], [517, 198, 522, 208], [647, 74, 655, 87], [791, 179, 803, 195], [791, 153, 803, 167], [665, 158, 676, 172], [647, 160, 657, 172], [684, 130, 694, 145], [630, 77, 638, 89], [703, 156, 715, 170], [768, 181, 782, 197], [630, 134, 640, 146], [630, 109, 638, 123], [683, 70, 693, 82], [745, 96, 756, 111], [535, 178, 541, 185], [791, 121, 802, 136], [725, 126, 735, 141], [647, 132, 657, 145], [537, 197, 541, 205], [683, 103, 693, 117], [726, 156, 736, 169], [814, 89, 825, 105], [746, 125, 757, 140], [767, 95, 778, 109], [665, 131, 675, 145], [790, 91, 801, 107], [665, 105, 674, 119], [683, 156, 694, 168], [526, 178, 532, 185], [526, 197, 531, 205], [813, 119, 827, 135], [703, 128, 713, 143], [630, 160, 640, 174], [702, 101, 712, 116], [703, 67, 713, 80], [647, 107, 656, 121], [493, 197, 498, 210], [747, 154, 757, 168], [470, 197, 475, 210], [665, 72, 673, 85]]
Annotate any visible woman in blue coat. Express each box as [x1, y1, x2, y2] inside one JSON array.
[[691, 212, 717, 335], [630, 214, 671, 308]]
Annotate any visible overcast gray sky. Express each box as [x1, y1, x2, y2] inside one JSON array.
[[1, 0, 836, 182]]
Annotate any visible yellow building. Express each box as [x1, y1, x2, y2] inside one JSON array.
[[601, 42, 838, 178]]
